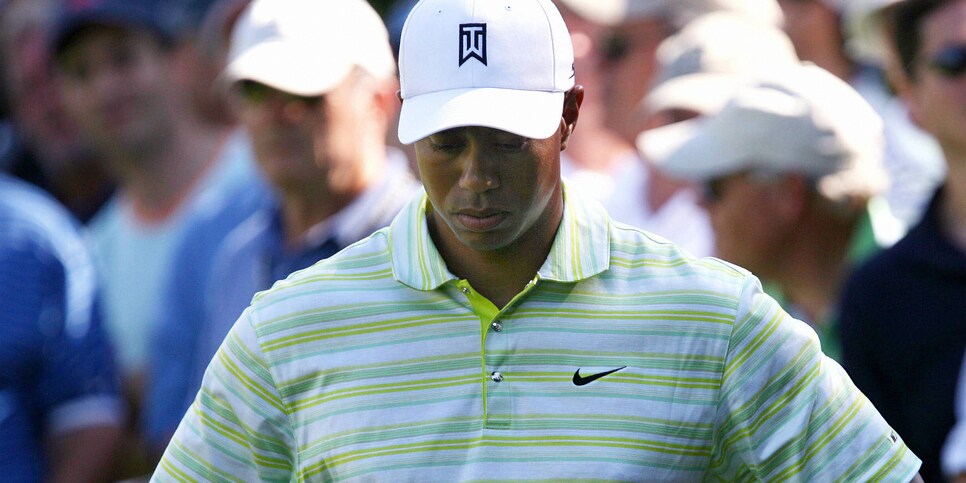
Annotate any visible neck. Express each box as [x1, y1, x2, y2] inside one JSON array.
[[278, 149, 385, 248], [119, 122, 232, 221], [563, 123, 635, 173], [768, 212, 857, 324]]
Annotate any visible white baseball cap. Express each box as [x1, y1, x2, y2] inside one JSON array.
[[223, 0, 396, 97], [643, 63, 887, 201], [397, 0, 575, 145], [645, 12, 799, 115]]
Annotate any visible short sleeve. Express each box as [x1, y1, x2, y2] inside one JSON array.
[[708, 275, 921, 481], [152, 307, 297, 481], [6, 218, 123, 435]]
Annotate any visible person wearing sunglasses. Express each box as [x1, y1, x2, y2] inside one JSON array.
[[836, 0, 966, 481], [778, 0, 946, 231]]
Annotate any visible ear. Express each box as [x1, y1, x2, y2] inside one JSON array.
[[559, 85, 584, 151], [372, 78, 399, 119]]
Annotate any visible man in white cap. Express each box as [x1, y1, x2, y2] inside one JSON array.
[[152, 1, 922, 480], [143, 0, 419, 458], [646, 62, 902, 360]]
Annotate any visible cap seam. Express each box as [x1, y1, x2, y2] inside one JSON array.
[[535, 0, 557, 91]]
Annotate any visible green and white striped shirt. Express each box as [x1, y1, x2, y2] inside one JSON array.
[[154, 185, 920, 482]]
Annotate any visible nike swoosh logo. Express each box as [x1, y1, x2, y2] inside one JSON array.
[[572, 366, 626, 386]]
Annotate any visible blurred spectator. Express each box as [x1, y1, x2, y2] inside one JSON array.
[[145, 0, 419, 457], [547, 0, 782, 258], [141, 0, 268, 461], [837, 0, 966, 480], [630, 11, 800, 258], [648, 62, 896, 361], [778, 0, 946, 227], [580, 0, 783, 145], [0, 0, 114, 223], [0, 173, 124, 482], [51, 0, 266, 474]]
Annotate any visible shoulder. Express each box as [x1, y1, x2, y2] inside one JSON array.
[[246, 227, 395, 324], [608, 219, 749, 290], [0, 176, 84, 258]]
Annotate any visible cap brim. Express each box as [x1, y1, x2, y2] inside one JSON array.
[[637, 118, 742, 181], [645, 73, 743, 116], [223, 42, 353, 97], [398, 88, 565, 145]]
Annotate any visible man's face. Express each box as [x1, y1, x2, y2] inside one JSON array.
[[57, 26, 173, 158], [233, 74, 374, 192], [597, 16, 666, 144], [701, 171, 794, 279], [4, 22, 86, 171], [906, 0, 966, 156], [414, 126, 564, 253]]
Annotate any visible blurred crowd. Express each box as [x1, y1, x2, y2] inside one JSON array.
[[0, 0, 963, 481]]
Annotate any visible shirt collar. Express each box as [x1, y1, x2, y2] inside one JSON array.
[[390, 183, 611, 291]]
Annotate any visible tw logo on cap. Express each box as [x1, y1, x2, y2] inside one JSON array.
[[459, 23, 487, 66]]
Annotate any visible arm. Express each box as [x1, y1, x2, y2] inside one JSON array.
[[710, 275, 922, 481], [151, 309, 296, 481]]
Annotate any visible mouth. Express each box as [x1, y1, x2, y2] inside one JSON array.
[[455, 209, 509, 232]]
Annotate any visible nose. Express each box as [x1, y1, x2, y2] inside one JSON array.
[[458, 147, 499, 193]]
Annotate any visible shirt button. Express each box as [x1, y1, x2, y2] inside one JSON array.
[[460, 287, 470, 294], [491, 371, 504, 382], [491, 321, 503, 332]]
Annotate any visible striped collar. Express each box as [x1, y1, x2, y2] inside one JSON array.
[[389, 183, 611, 291]]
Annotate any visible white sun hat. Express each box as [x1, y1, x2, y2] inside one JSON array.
[[645, 11, 799, 115], [644, 63, 887, 202]]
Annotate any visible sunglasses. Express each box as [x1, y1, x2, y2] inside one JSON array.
[[701, 177, 728, 204], [598, 32, 629, 62], [925, 44, 966, 78]]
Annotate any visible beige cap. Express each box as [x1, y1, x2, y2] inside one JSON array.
[[645, 11, 799, 115], [643, 63, 887, 202]]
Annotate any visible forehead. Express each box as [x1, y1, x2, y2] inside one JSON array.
[[60, 24, 160, 57], [921, 0, 966, 52], [426, 126, 532, 139]]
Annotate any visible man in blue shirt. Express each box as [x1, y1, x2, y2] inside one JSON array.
[[145, 0, 419, 453], [0, 174, 124, 481]]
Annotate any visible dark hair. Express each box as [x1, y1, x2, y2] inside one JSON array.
[[893, 0, 959, 78]]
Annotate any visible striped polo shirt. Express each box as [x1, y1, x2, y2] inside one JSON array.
[[154, 185, 920, 482]]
